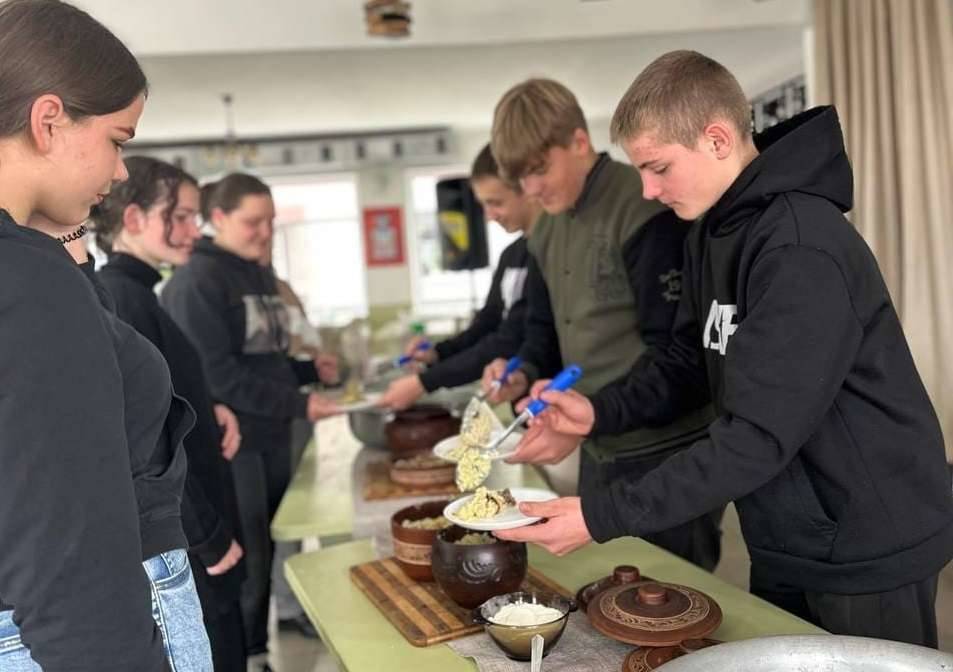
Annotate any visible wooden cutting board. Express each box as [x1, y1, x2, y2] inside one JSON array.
[[350, 557, 572, 647], [362, 458, 461, 501]]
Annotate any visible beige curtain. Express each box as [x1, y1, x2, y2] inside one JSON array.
[[814, 0, 953, 459]]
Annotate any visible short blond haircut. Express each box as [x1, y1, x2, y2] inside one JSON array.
[[491, 78, 588, 182], [610, 50, 751, 147]]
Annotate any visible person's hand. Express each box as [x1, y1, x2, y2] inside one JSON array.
[[494, 497, 592, 556], [482, 358, 528, 404], [206, 540, 244, 576], [315, 352, 340, 385], [377, 375, 425, 411], [404, 335, 438, 365], [307, 393, 340, 422], [506, 423, 581, 465], [213, 404, 242, 460], [517, 384, 596, 437]]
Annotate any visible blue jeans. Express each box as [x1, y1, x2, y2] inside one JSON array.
[[0, 549, 212, 671]]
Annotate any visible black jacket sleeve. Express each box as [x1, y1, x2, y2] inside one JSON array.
[[288, 357, 320, 386], [623, 211, 691, 369], [516, 253, 563, 383], [582, 247, 863, 542], [418, 295, 528, 392], [162, 274, 309, 420], [433, 262, 506, 361], [106, 282, 232, 568], [0, 260, 168, 671]]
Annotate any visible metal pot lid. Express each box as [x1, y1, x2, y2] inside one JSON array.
[[653, 635, 953, 671], [622, 639, 721, 671], [589, 579, 723, 647]]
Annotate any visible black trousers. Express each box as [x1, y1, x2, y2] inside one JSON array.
[[230, 430, 292, 655], [204, 600, 247, 671], [753, 573, 940, 648], [579, 449, 724, 572]]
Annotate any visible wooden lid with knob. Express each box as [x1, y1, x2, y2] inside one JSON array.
[[587, 570, 723, 647]]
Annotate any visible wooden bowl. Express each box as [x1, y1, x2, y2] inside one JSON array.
[[390, 500, 452, 581], [389, 454, 455, 487]]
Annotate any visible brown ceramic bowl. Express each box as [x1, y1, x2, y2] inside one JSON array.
[[430, 525, 527, 609], [390, 500, 452, 581], [385, 404, 461, 458], [472, 591, 577, 661]]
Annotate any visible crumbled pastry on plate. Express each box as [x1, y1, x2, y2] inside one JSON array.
[[455, 487, 516, 521]]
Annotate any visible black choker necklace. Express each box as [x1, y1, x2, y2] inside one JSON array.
[[57, 224, 88, 244]]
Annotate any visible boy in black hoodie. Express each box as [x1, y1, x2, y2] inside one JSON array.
[[496, 51, 953, 647]]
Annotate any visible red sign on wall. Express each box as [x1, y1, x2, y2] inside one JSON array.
[[362, 206, 405, 267]]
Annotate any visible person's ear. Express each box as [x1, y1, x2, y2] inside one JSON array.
[[571, 128, 593, 157], [121, 203, 147, 234], [702, 121, 735, 160], [28, 94, 69, 154]]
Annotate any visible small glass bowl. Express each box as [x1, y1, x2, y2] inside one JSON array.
[[472, 591, 577, 661]]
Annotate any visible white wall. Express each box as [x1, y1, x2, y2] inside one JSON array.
[[357, 166, 414, 307], [133, 26, 805, 312], [136, 26, 805, 143]]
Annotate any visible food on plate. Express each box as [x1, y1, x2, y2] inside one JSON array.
[[400, 515, 451, 530], [340, 379, 364, 404], [455, 487, 516, 521]]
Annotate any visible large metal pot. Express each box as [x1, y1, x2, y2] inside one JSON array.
[[657, 635, 953, 671], [348, 406, 391, 448]]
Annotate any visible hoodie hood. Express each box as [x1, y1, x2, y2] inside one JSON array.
[[708, 106, 854, 235]]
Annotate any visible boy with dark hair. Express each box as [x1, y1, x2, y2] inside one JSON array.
[[378, 143, 540, 409]]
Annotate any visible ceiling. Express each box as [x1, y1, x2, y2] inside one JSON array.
[[78, 0, 805, 57]]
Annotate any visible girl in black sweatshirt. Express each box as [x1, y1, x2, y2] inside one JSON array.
[[162, 173, 339, 665], [93, 157, 249, 671], [0, 1, 209, 670]]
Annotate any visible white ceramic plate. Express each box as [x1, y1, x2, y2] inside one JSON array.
[[331, 392, 383, 414], [443, 487, 558, 531], [432, 431, 523, 462]]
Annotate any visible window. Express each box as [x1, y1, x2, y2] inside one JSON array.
[[269, 174, 368, 327], [406, 167, 519, 318]]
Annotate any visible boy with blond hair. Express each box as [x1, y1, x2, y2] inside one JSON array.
[[498, 51, 953, 646], [483, 77, 722, 570]]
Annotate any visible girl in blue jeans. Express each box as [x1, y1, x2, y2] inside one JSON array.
[[0, 1, 211, 669]]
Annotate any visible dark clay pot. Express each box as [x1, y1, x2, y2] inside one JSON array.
[[385, 404, 460, 457], [431, 525, 527, 609]]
